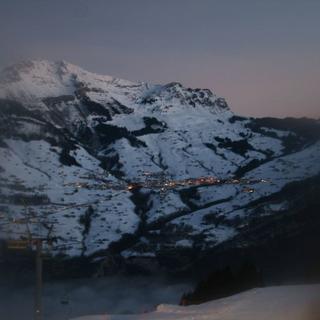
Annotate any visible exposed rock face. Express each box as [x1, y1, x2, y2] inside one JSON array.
[[0, 60, 319, 274]]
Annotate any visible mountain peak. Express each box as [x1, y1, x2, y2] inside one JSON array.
[[0, 59, 111, 84], [0, 59, 229, 113], [0, 59, 319, 265], [0, 60, 143, 103]]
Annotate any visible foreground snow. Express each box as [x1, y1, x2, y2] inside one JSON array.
[[71, 284, 320, 320]]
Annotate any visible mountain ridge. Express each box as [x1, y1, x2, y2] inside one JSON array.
[[0, 60, 319, 276]]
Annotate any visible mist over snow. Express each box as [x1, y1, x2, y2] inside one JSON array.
[[0, 275, 191, 320]]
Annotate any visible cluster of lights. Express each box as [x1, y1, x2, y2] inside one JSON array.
[[66, 172, 269, 194]]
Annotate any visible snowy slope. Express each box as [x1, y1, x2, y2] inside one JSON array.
[[0, 60, 319, 265], [71, 284, 320, 320]]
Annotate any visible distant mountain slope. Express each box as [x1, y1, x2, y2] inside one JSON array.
[[0, 60, 319, 273]]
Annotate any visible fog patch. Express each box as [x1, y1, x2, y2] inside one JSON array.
[[0, 275, 191, 320]]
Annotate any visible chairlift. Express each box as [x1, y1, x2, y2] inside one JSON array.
[[6, 239, 30, 250]]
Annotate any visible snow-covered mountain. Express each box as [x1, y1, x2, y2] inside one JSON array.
[[0, 60, 319, 273]]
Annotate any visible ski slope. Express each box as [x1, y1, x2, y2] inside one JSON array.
[[71, 284, 320, 320]]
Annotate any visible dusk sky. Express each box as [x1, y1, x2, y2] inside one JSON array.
[[0, 0, 319, 118]]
